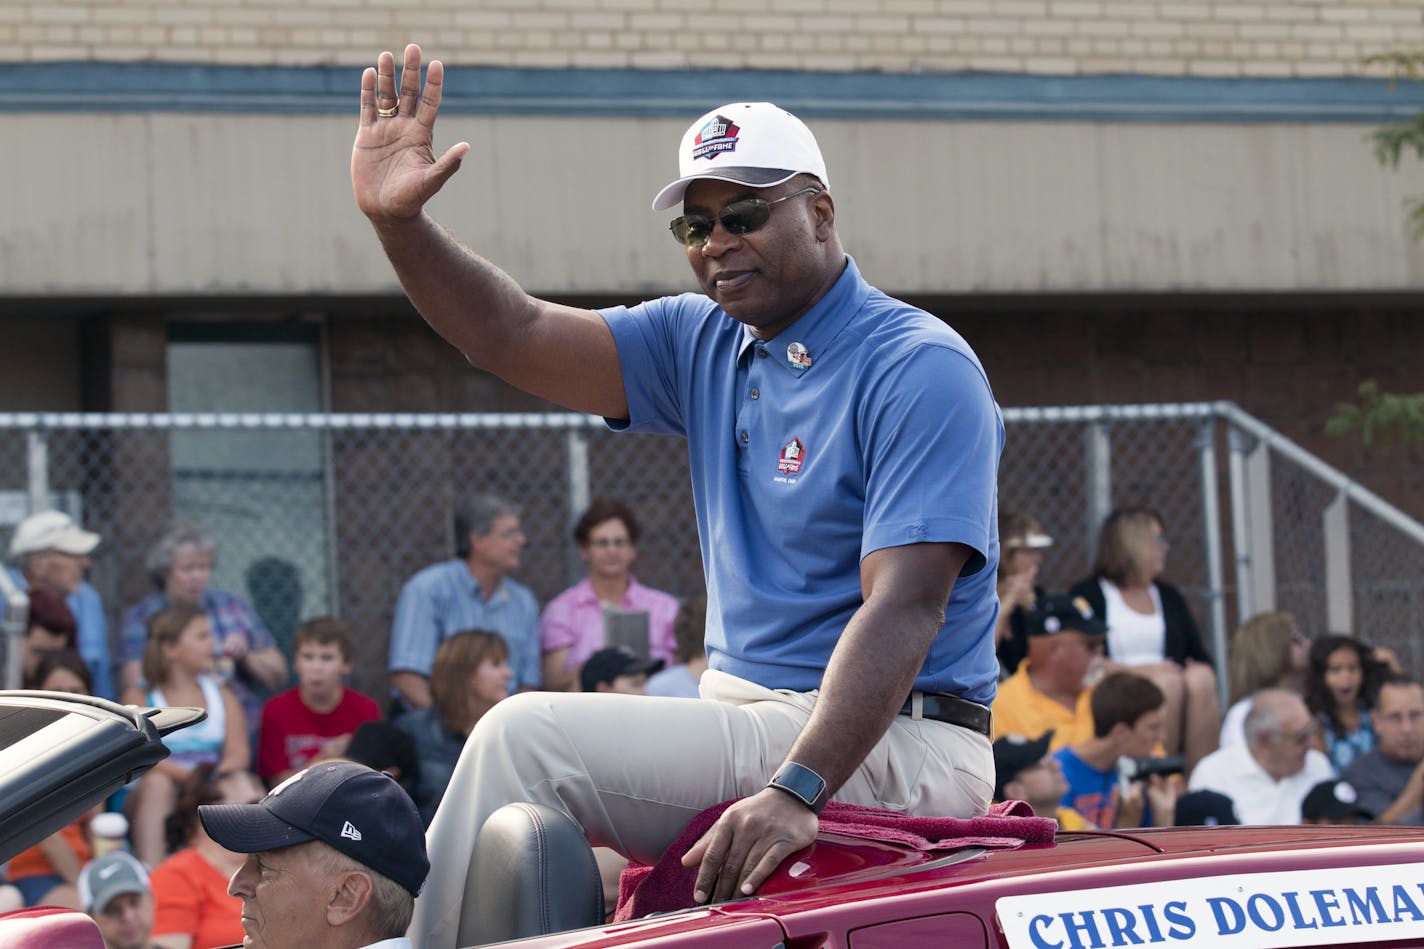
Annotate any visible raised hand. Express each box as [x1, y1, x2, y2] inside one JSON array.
[[352, 44, 471, 223]]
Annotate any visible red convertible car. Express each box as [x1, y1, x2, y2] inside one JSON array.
[[4, 689, 1424, 949], [466, 797, 1424, 949]]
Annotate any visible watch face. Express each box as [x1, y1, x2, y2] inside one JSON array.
[[773, 763, 827, 812]]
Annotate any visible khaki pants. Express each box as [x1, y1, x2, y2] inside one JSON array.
[[409, 670, 992, 949]]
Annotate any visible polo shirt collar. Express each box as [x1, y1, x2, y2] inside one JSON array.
[[454, 559, 506, 603], [735, 254, 869, 375], [569, 576, 645, 609]]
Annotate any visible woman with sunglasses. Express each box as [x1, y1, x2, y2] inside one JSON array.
[[1070, 506, 1221, 772]]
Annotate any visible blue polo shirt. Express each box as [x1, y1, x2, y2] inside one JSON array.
[[387, 559, 541, 693], [600, 256, 1002, 705]]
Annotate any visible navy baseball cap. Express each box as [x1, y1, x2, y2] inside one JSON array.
[[1173, 789, 1241, 827], [1301, 780, 1371, 823], [992, 732, 1054, 801], [199, 761, 429, 896], [580, 646, 665, 693], [1024, 593, 1109, 637]]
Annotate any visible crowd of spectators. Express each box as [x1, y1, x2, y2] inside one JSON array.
[[990, 504, 1414, 834], [0, 495, 710, 919], [3, 493, 1421, 939]]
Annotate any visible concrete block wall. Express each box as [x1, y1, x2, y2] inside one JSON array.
[[1, 0, 1421, 77]]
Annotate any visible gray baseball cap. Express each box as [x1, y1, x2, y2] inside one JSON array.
[[78, 851, 150, 913]]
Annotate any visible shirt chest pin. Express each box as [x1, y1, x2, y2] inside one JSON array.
[[787, 342, 811, 370]]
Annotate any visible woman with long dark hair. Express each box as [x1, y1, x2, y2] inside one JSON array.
[[1304, 633, 1392, 771]]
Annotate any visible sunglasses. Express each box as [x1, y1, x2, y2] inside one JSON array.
[[669, 187, 822, 248]]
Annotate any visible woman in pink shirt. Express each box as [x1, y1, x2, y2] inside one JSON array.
[[539, 497, 681, 691]]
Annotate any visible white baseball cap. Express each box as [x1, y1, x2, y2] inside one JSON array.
[[651, 102, 830, 211], [9, 510, 101, 557]]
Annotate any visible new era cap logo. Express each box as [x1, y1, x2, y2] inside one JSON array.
[[340, 821, 362, 842]]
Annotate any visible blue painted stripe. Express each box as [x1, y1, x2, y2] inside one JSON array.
[[1, 62, 1421, 123]]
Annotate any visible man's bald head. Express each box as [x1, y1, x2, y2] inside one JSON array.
[[1244, 689, 1315, 780]]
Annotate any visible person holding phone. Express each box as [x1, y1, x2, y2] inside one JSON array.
[[539, 497, 680, 692]]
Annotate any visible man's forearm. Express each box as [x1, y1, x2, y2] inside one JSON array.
[[368, 212, 627, 417], [391, 670, 433, 710], [1374, 778, 1424, 824], [781, 544, 970, 796], [780, 595, 947, 796], [371, 212, 534, 369], [244, 647, 288, 689]]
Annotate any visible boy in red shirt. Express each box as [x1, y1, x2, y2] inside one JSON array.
[[257, 617, 380, 786]]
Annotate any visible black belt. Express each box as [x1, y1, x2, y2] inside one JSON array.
[[899, 691, 993, 737]]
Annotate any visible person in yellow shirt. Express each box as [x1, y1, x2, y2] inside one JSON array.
[[992, 594, 1107, 750], [992, 731, 1094, 830]]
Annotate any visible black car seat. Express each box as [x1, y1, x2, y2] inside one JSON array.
[[457, 801, 605, 945]]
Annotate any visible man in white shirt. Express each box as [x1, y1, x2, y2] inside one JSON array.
[[1188, 689, 1334, 825]]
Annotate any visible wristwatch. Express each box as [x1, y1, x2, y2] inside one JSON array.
[[767, 762, 829, 814]]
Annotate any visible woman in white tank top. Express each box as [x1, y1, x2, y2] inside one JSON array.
[[1070, 506, 1221, 772]]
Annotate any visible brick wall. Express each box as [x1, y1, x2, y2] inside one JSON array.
[[942, 294, 1424, 517], [2, 0, 1421, 77], [312, 294, 1424, 520]]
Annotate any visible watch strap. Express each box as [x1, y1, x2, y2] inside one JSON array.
[[767, 761, 829, 815]]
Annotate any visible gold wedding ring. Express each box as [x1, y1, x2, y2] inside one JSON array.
[[377, 101, 399, 117]]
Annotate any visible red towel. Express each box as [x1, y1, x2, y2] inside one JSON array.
[[614, 799, 1056, 921]]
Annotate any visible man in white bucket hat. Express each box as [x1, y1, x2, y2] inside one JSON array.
[[351, 46, 1004, 948], [7, 509, 112, 698]]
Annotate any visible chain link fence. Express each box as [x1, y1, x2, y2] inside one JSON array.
[[1, 404, 1419, 702]]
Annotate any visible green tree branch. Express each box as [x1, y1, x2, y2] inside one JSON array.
[[1365, 51, 1424, 239]]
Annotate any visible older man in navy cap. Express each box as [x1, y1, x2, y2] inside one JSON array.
[[199, 761, 428, 949]]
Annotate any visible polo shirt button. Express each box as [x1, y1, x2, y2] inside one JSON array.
[[739, 431, 749, 444], [750, 388, 760, 400], [756, 348, 768, 359]]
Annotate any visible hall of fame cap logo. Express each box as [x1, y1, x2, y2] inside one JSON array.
[[691, 116, 740, 162], [778, 437, 806, 475]]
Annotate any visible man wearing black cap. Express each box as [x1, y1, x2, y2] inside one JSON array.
[[353, 44, 1003, 949], [992, 732, 1090, 830], [198, 761, 428, 949], [580, 646, 664, 695], [1301, 779, 1372, 825], [992, 594, 1107, 750]]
